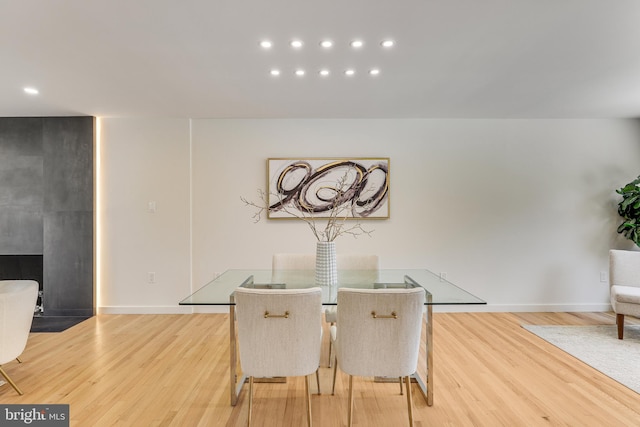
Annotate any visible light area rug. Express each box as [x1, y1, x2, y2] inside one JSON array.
[[522, 324, 640, 394]]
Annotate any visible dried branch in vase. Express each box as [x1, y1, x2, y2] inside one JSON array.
[[241, 170, 375, 242]]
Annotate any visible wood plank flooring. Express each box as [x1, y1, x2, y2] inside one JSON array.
[[1, 312, 638, 426]]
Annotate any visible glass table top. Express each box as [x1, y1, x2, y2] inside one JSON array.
[[179, 269, 486, 306]]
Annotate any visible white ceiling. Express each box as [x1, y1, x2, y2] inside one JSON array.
[[2, 0, 640, 119]]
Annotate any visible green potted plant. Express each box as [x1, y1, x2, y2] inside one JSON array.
[[616, 175, 640, 247]]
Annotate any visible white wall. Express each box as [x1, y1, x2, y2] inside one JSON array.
[[99, 118, 192, 313], [100, 117, 640, 313]]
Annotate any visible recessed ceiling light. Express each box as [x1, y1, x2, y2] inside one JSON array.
[[381, 40, 395, 48], [24, 87, 39, 95], [345, 69, 355, 76], [369, 69, 380, 76], [320, 40, 333, 49], [260, 40, 273, 49], [319, 69, 330, 76], [270, 69, 281, 76], [350, 40, 364, 48], [295, 69, 305, 76], [290, 40, 303, 49]]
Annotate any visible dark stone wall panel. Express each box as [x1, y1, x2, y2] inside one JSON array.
[[0, 116, 94, 316], [43, 211, 94, 316], [43, 117, 94, 212], [0, 117, 44, 254], [0, 118, 42, 156], [0, 156, 43, 206], [0, 208, 43, 254]]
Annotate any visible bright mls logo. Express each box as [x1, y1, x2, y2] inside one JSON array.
[[0, 405, 69, 426]]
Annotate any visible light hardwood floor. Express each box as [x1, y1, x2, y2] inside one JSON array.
[[1, 312, 638, 426]]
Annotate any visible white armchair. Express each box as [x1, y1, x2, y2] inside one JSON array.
[[234, 287, 323, 426], [609, 249, 640, 339], [0, 280, 38, 395]]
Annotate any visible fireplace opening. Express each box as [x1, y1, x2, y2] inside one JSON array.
[[0, 254, 44, 316]]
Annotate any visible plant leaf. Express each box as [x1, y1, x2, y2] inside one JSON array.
[[621, 195, 639, 210]]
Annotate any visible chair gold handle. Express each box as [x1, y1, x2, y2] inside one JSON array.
[[264, 311, 289, 318], [371, 311, 397, 319]]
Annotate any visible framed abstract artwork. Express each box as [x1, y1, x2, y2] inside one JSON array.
[[266, 158, 390, 219]]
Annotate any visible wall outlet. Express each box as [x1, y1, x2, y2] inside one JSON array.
[[600, 271, 608, 283], [148, 272, 156, 284]]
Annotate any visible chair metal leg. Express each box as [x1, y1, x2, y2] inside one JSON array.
[[405, 375, 414, 427], [328, 323, 334, 368], [617, 313, 624, 339], [0, 366, 23, 395], [305, 375, 312, 427], [399, 377, 403, 395], [315, 369, 321, 395], [348, 375, 354, 427], [331, 358, 338, 395], [247, 376, 253, 427], [16, 357, 22, 363]]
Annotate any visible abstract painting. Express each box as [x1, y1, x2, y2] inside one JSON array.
[[267, 158, 390, 219]]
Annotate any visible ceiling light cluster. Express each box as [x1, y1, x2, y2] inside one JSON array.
[[269, 68, 381, 77], [260, 38, 394, 51], [260, 38, 394, 78]]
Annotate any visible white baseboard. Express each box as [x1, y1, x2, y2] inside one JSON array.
[[98, 305, 228, 314], [98, 303, 612, 315], [433, 303, 612, 313]]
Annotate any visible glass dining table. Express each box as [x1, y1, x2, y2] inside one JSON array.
[[179, 269, 485, 406]]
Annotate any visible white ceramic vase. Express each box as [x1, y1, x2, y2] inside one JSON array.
[[315, 241, 337, 286]]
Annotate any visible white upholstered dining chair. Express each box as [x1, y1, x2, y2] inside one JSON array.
[[272, 253, 316, 271], [271, 253, 316, 286], [234, 286, 323, 427], [271, 253, 380, 365], [324, 254, 379, 365], [330, 287, 425, 427], [609, 249, 640, 339], [0, 280, 38, 395]]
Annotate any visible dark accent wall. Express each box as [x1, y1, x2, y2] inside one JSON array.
[[0, 118, 44, 253], [0, 117, 94, 316]]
